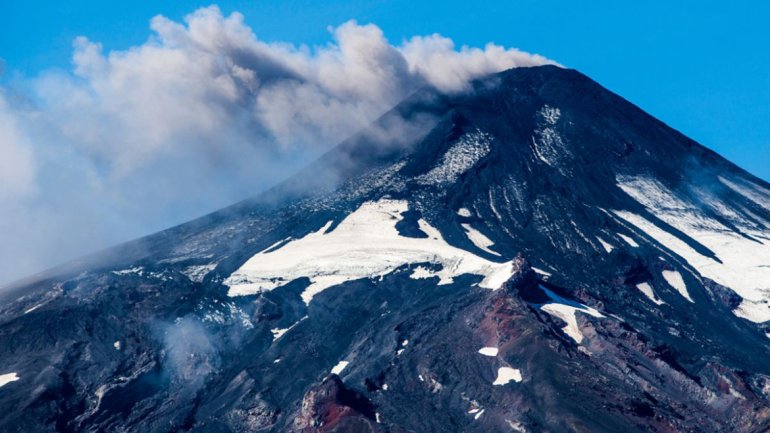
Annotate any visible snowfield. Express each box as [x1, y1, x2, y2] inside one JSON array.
[[225, 199, 514, 304]]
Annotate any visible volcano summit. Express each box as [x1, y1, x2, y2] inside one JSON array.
[[2, 65, 770, 432]]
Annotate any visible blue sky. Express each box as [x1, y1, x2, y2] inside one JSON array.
[[2, 1, 770, 180]]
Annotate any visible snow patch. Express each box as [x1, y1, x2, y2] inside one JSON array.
[[662, 270, 694, 302], [474, 409, 485, 420], [225, 199, 515, 304], [457, 208, 472, 217], [636, 282, 665, 305], [462, 223, 501, 256], [492, 367, 522, 385], [538, 286, 604, 343], [478, 347, 499, 357], [271, 328, 289, 341], [409, 266, 437, 280], [270, 316, 306, 341], [113, 341, 121, 350], [0, 372, 19, 388], [506, 419, 529, 433], [330, 360, 349, 375]]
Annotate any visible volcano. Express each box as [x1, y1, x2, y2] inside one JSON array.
[[2, 65, 770, 432]]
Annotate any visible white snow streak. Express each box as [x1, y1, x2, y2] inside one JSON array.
[[596, 236, 615, 253], [462, 223, 501, 256], [617, 233, 639, 247]]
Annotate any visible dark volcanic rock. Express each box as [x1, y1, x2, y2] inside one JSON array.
[[292, 375, 380, 433]]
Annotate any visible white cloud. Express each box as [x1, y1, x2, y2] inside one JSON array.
[[0, 6, 555, 284], [0, 93, 36, 202]]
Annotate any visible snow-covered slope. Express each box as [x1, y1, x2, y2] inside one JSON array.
[[614, 175, 770, 322], [225, 198, 514, 303]]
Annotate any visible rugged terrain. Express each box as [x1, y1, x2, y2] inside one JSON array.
[[2, 65, 770, 432]]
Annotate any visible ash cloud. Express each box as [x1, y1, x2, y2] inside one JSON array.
[[0, 5, 555, 285]]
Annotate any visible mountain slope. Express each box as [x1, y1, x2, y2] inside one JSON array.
[[2, 65, 770, 432]]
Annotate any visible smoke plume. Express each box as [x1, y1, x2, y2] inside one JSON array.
[[0, 6, 555, 285]]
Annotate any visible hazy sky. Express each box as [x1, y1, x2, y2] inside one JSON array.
[[0, 1, 769, 284]]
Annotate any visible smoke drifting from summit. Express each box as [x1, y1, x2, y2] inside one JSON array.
[[0, 6, 555, 285]]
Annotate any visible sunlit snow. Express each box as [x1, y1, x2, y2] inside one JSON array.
[[539, 286, 604, 343], [0, 372, 20, 388], [596, 236, 615, 253], [462, 223, 501, 256], [478, 347, 499, 357], [636, 282, 665, 305], [225, 199, 514, 304], [492, 367, 522, 385], [271, 328, 289, 341], [331, 360, 349, 375], [457, 208, 472, 217], [661, 270, 693, 302], [616, 175, 770, 322]]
